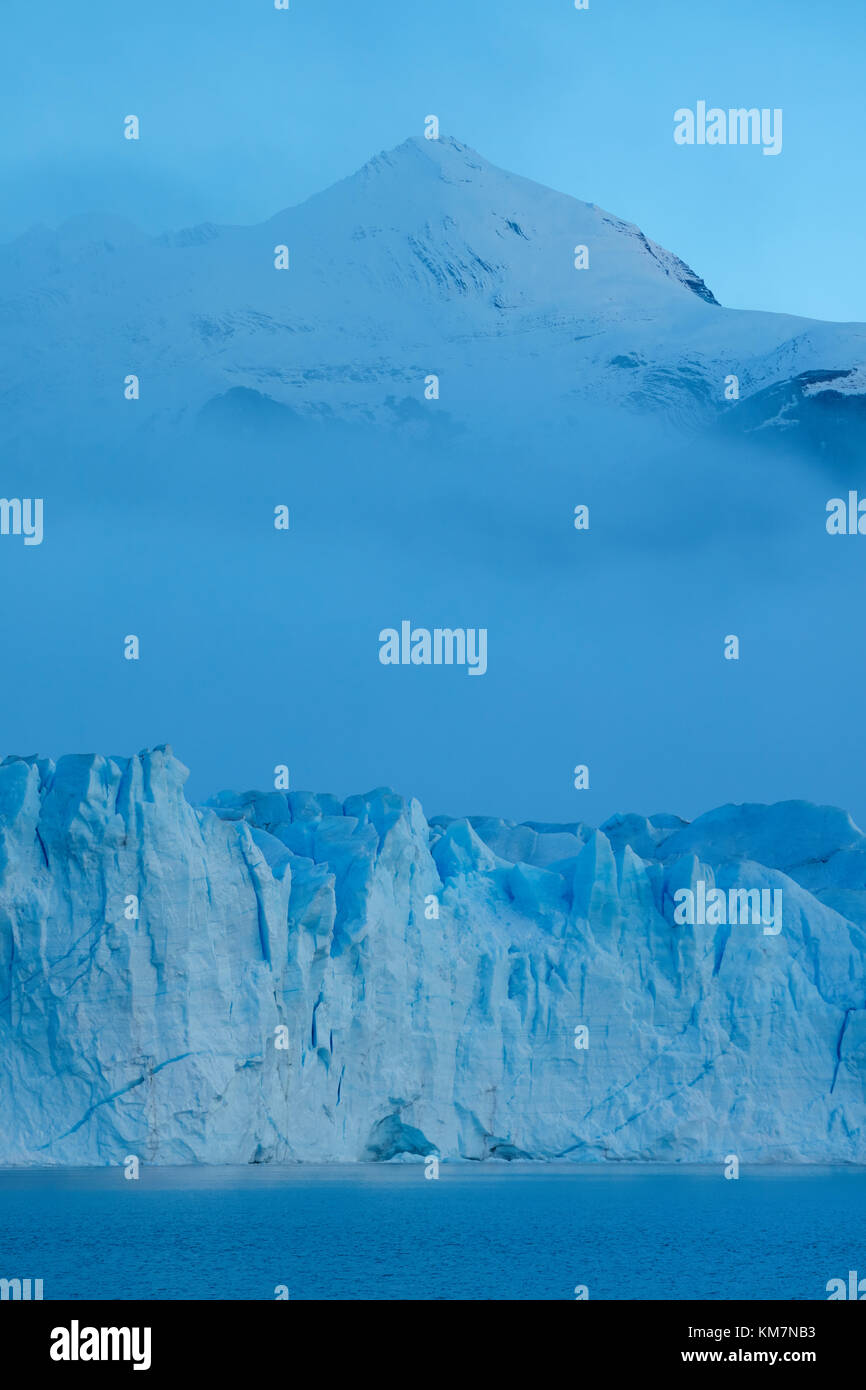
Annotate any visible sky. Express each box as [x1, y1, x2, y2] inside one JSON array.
[[2, 0, 865, 322]]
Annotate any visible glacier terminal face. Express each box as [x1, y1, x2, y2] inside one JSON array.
[[0, 746, 863, 1165]]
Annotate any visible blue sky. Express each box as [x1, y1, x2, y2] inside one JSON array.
[[2, 0, 864, 321]]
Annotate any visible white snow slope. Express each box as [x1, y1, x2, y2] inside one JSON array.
[[1, 136, 864, 437]]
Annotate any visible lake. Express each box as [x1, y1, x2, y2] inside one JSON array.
[[0, 1164, 863, 1300]]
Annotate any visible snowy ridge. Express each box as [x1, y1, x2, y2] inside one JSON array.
[[2, 135, 864, 438], [0, 746, 863, 1165]]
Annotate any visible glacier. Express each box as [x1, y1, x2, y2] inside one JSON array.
[[0, 745, 863, 1166]]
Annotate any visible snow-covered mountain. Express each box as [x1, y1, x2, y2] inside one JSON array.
[[1, 746, 863, 1165], [2, 135, 864, 441]]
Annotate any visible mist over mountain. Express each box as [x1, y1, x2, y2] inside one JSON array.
[[2, 135, 864, 445], [1, 135, 864, 824]]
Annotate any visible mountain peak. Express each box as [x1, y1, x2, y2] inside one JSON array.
[[5, 131, 865, 442], [299, 132, 720, 313], [363, 133, 489, 170], [338, 133, 499, 197]]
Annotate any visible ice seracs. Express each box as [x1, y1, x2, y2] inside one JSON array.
[[0, 747, 864, 1166]]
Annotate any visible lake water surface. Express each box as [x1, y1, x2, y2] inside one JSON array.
[[0, 1164, 863, 1300]]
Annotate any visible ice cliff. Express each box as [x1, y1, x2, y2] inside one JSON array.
[[0, 746, 863, 1165]]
